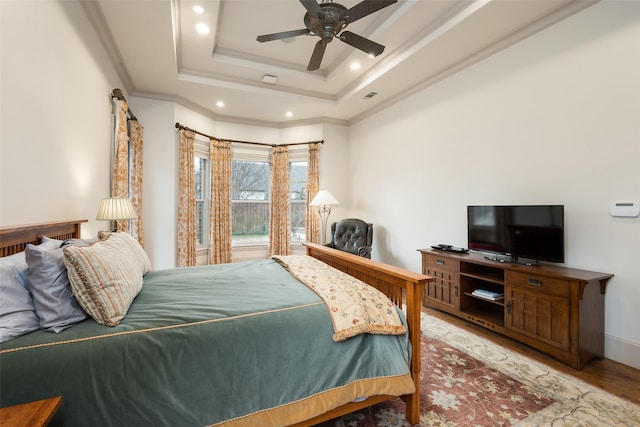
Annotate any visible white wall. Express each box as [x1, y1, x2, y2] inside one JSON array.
[[0, 0, 124, 237], [126, 97, 177, 269], [348, 1, 640, 368]]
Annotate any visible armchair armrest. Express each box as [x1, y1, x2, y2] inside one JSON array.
[[357, 245, 372, 259]]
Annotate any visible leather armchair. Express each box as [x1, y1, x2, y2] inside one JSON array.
[[325, 218, 373, 259]]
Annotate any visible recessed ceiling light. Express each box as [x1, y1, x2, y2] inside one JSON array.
[[216, 101, 224, 108], [350, 62, 361, 71], [286, 111, 293, 118], [196, 23, 210, 35], [193, 5, 204, 14]]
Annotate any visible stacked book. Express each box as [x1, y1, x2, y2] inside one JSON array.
[[472, 289, 504, 301]]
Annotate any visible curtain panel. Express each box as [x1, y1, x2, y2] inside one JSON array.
[[129, 120, 144, 246], [209, 139, 233, 264], [305, 143, 320, 244], [268, 146, 291, 257], [112, 100, 130, 233], [177, 130, 196, 267]]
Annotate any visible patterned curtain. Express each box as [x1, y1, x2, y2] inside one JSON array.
[[209, 138, 233, 264], [305, 143, 320, 244], [268, 146, 291, 257], [112, 100, 130, 232], [177, 129, 196, 267], [129, 120, 144, 246]]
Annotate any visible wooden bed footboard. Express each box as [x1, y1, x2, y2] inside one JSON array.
[[303, 242, 432, 425]]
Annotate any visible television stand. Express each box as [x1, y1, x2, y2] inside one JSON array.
[[419, 248, 613, 369]]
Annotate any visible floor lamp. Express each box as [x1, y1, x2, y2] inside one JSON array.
[[309, 190, 339, 245]]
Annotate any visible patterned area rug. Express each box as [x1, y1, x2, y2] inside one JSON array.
[[320, 311, 640, 426]]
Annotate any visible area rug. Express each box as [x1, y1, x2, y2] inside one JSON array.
[[319, 311, 640, 426]]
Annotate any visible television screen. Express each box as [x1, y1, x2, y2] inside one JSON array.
[[467, 205, 564, 263]]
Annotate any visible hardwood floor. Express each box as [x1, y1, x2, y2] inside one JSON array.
[[423, 307, 640, 406]]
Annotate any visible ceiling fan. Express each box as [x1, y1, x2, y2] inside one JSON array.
[[257, 0, 397, 71]]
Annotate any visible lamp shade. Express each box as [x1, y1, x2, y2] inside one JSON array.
[[309, 190, 339, 207], [96, 197, 137, 221]]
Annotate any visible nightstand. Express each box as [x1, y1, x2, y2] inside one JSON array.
[[0, 396, 62, 427]]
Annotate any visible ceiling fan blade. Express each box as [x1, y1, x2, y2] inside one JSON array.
[[307, 40, 327, 71], [340, 0, 397, 25], [299, 0, 323, 19], [339, 31, 385, 56], [257, 28, 310, 43]]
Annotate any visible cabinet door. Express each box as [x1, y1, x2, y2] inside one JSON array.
[[505, 286, 570, 351], [423, 254, 459, 309]]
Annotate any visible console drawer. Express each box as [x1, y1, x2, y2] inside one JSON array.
[[423, 253, 459, 273], [506, 271, 570, 298]]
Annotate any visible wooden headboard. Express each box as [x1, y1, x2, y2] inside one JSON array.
[[0, 220, 87, 257]]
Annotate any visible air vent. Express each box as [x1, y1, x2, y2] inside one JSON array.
[[364, 92, 378, 99], [262, 75, 277, 84]]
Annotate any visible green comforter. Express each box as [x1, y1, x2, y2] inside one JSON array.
[[0, 259, 412, 426]]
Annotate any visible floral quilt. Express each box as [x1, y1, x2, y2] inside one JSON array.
[[272, 255, 407, 341]]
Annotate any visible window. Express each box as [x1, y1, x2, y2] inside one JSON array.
[[194, 141, 210, 248], [232, 159, 270, 245], [196, 144, 309, 249], [290, 161, 307, 243]]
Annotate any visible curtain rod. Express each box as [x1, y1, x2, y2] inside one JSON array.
[[111, 88, 138, 122], [175, 122, 324, 147]]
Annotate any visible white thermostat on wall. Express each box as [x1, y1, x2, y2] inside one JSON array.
[[609, 201, 640, 217]]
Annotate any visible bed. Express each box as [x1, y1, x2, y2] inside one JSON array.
[[0, 219, 431, 426]]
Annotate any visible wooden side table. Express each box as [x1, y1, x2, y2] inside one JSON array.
[[0, 396, 62, 427]]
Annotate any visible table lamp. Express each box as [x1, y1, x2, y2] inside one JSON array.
[[96, 197, 137, 232]]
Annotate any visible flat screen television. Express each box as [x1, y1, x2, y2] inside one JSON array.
[[467, 205, 564, 264]]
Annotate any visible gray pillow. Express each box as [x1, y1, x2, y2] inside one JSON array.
[[0, 252, 40, 343], [25, 240, 90, 333], [40, 235, 63, 247]]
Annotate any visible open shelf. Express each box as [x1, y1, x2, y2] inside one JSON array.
[[464, 292, 504, 306], [463, 306, 505, 330], [460, 262, 504, 284]]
